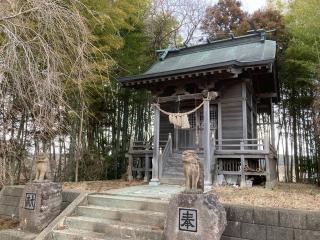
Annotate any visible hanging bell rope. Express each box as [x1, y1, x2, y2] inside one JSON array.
[[152, 92, 218, 129], [153, 100, 205, 116], [152, 99, 206, 129]]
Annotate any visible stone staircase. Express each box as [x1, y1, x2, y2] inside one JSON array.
[[161, 153, 184, 185], [161, 152, 203, 185], [52, 194, 168, 240]]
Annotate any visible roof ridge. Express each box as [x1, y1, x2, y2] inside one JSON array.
[[157, 30, 275, 61], [165, 34, 268, 60]]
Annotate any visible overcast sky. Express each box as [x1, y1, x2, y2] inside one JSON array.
[[240, 0, 267, 13], [205, 0, 267, 13]]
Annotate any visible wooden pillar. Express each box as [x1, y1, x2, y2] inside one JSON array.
[[126, 153, 133, 181], [270, 98, 275, 147], [264, 135, 273, 188], [174, 127, 179, 152], [144, 154, 150, 182], [240, 141, 246, 187], [242, 82, 247, 140], [211, 129, 217, 185], [159, 147, 163, 179], [264, 135, 270, 154], [126, 139, 133, 181], [150, 105, 160, 185], [196, 110, 201, 151], [251, 94, 254, 139], [265, 155, 271, 188], [203, 98, 212, 186], [217, 101, 222, 150], [137, 158, 142, 179]]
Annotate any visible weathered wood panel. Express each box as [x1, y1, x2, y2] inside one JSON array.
[[220, 82, 243, 140], [221, 101, 243, 139], [222, 82, 242, 98]]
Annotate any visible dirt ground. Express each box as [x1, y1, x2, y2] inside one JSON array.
[[213, 182, 320, 211], [0, 219, 19, 230], [63, 179, 144, 192]]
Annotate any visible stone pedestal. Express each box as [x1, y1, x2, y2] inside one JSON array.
[[19, 181, 62, 233], [164, 191, 227, 240]]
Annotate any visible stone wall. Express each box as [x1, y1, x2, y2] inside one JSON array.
[[0, 185, 23, 219], [1, 185, 320, 240], [61, 190, 81, 211], [222, 204, 320, 240], [0, 185, 80, 219]]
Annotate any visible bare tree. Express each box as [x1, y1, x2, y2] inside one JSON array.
[[145, 0, 208, 50], [0, 0, 95, 184]]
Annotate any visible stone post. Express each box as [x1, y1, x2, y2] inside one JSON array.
[[203, 98, 212, 186], [150, 104, 160, 186]]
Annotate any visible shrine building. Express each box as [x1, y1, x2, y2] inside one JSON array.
[[118, 30, 278, 188]]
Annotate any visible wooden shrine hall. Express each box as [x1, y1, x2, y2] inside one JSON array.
[[118, 31, 279, 188]]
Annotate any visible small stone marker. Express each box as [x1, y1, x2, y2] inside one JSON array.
[[164, 192, 226, 240], [19, 181, 62, 233]]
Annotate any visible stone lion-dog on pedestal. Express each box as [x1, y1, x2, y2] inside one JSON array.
[[35, 152, 49, 182], [181, 150, 204, 192]]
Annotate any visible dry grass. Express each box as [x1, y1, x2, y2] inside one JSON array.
[[213, 183, 320, 211], [63, 180, 320, 211], [0, 218, 19, 230], [63, 180, 145, 192]]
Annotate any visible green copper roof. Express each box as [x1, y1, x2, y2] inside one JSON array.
[[118, 33, 276, 83]]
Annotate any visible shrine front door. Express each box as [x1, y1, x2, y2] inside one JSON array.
[[173, 105, 217, 151]]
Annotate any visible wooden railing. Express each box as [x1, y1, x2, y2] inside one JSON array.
[[215, 136, 275, 154], [159, 133, 172, 178], [129, 138, 167, 153]]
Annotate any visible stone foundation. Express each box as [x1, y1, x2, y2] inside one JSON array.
[[19, 182, 62, 233], [1, 185, 320, 240], [222, 204, 320, 240]]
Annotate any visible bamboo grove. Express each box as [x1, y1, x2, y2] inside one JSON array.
[[0, 0, 319, 186]]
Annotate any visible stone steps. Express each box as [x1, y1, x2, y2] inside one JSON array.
[[163, 168, 184, 177], [160, 177, 185, 185], [162, 154, 184, 185], [165, 163, 182, 168], [87, 194, 168, 212], [162, 153, 204, 185], [165, 159, 182, 164], [77, 205, 165, 226], [64, 216, 163, 240], [53, 228, 121, 240], [163, 168, 183, 173], [52, 194, 167, 240]]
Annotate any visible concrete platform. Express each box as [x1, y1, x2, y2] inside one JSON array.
[[104, 184, 184, 200], [0, 229, 36, 240]]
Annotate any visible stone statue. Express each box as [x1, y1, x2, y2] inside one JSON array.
[[181, 150, 204, 192], [34, 152, 49, 182]]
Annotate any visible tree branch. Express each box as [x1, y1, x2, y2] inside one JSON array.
[[0, 7, 39, 21]]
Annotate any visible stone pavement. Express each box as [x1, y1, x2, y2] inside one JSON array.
[[105, 184, 184, 200]]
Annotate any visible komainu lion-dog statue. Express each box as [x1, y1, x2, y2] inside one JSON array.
[[181, 150, 204, 192], [35, 152, 49, 181]]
